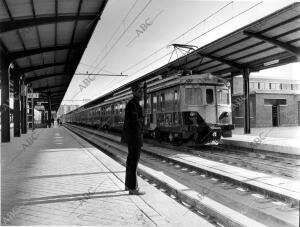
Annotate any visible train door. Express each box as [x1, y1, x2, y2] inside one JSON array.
[[205, 86, 217, 123], [272, 104, 280, 126]]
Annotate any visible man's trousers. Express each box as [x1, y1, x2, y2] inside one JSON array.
[[125, 143, 141, 190]]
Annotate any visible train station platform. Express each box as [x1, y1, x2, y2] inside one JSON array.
[[1, 126, 213, 226], [222, 127, 300, 156]]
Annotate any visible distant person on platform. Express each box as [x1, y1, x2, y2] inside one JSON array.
[[51, 118, 54, 127], [57, 118, 60, 126], [121, 82, 145, 195]]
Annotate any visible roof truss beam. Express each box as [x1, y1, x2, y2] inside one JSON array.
[[243, 30, 300, 57], [34, 84, 68, 91], [26, 72, 71, 83], [197, 53, 245, 70], [21, 62, 66, 74], [0, 15, 95, 33], [11, 44, 84, 59]]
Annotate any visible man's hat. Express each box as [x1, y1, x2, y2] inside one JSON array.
[[131, 82, 143, 92]]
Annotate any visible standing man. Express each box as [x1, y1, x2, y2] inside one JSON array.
[[121, 82, 145, 195]]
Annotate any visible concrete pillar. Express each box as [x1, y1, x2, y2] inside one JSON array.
[[1, 51, 10, 142], [47, 93, 52, 127], [243, 67, 251, 134], [13, 69, 21, 137]]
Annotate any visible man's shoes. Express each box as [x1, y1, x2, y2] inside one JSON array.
[[129, 189, 145, 195]]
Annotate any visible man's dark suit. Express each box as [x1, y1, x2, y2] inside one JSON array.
[[121, 97, 143, 190]]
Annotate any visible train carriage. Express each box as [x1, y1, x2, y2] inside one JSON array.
[[64, 71, 234, 145]]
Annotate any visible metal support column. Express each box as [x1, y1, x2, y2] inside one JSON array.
[[243, 67, 251, 134], [21, 80, 27, 134], [13, 69, 21, 137], [24, 93, 27, 133], [27, 88, 34, 130], [143, 82, 148, 126], [41, 110, 45, 124], [47, 93, 52, 127], [1, 51, 10, 142], [32, 100, 35, 130]]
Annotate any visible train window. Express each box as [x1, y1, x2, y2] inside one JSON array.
[[139, 100, 144, 107], [173, 112, 178, 124], [160, 93, 165, 111], [217, 89, 229, 104], [185, 88, 202, 105], [165, 91, 173, 110], [165, 113, 172, 125], [152, 95, 157, 112], [111, 105, 115, 114], [147, 95, 151, 113], [206, 89, 214, 104], [174, 90, 178, 104]]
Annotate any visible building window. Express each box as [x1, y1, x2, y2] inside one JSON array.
[[291, 84, 300, 90], [264, 99, 287, 105], [260, 82, 269, 90], [270, 83, 280, 90], [250, 82, 259, 90], [282, 83, 292, 90]]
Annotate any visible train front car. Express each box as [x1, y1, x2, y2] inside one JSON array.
[[179, 74, 234, 144]]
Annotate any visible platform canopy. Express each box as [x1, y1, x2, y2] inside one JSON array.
[[0, 0, 108, 111], [142, 2, 299, 80]]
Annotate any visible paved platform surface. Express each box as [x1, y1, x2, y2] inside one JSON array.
[[222, 127, 300, 155], [232, 126, 300, 139], [1, 126, 213, 226]]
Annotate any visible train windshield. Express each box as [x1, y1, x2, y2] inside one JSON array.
[[185, 87, 203, 105], [217, 89, 229, 104], [183, 111, 204, 125]]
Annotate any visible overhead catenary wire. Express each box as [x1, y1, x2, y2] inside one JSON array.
[[122, 1, 234, 73], [93, 1, 236, 98], [126, 1, 263, 77], [91, 0, 153, 73], [89, 0, 139, 69], [76, 0, 153, 100]]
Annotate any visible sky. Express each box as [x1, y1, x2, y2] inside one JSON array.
[[1, 0, 299, 108]]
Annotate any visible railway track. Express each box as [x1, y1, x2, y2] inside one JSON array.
[[153, 141, 300, 180], [64, 123, 299, 227], [69, 123, 300, 180]]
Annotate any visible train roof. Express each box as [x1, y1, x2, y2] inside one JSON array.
[[65, 73, 229, 115]]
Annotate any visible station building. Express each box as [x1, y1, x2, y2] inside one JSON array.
[[232, 77, 300, 127]]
